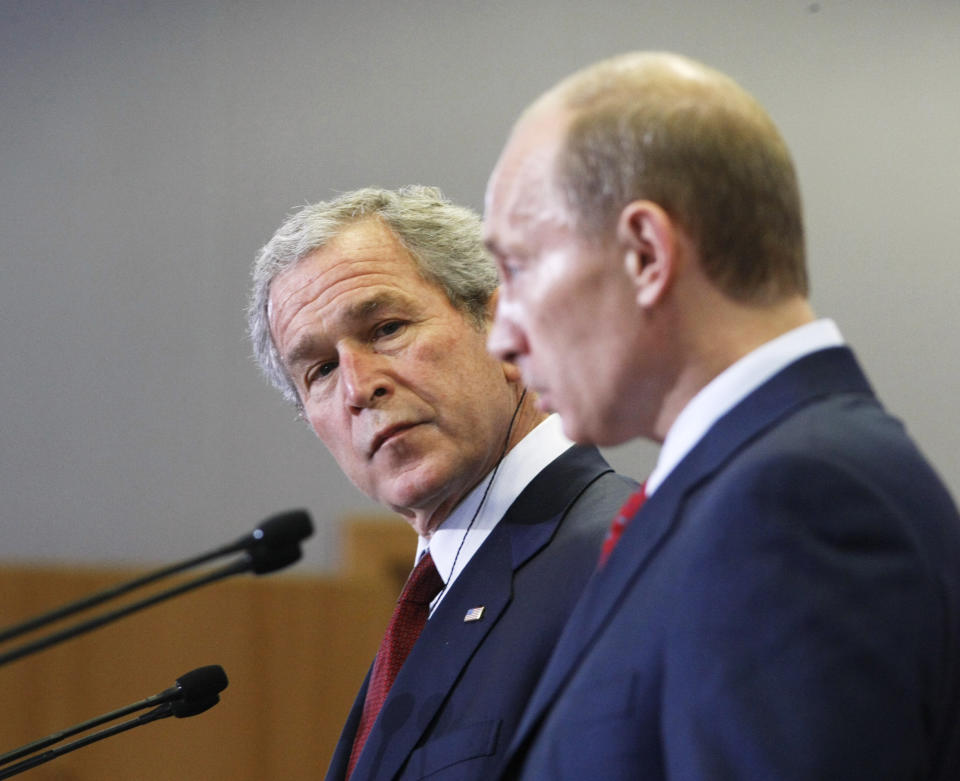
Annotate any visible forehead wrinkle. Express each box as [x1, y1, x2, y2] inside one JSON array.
[[271, 260, 390, 335], [280, 287, 420, 370]]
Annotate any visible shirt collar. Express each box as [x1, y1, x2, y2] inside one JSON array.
[[416, 414, 573, 593], [646, 318, 845, 496]]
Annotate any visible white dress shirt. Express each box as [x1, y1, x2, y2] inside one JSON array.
[[645, 319, 845, 497], [414, 413, 573, 612]]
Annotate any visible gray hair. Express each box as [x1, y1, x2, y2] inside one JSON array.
[[248, 185, 497, 406]]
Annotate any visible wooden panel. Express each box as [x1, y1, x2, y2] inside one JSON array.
[[0, 515, 415, 780], [341, 514, 417, 589]]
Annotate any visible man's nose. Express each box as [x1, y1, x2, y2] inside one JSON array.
[[339, 348, 392, 409], [487, 296, 527, 365]]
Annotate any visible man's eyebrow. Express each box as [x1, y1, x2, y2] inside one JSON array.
[[284, 335, 324, 369], [282, 291, 413, 367], [343, 290, 417, 323], [345, 292, 394, 321]]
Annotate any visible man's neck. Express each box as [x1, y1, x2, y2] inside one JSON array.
[[651, 295, 816, 442], [412, 390, 546, 539]]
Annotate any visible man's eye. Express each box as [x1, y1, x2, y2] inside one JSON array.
[[497, 258, 522, 282], [306, 361, 338, 385], [375, 321, 405, 338]]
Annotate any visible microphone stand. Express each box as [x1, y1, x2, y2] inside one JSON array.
[[0, 544, 301, 668], [0, 698, 220, 779], [0, 549, 234, 645], [0, 665, 227, 766], [0, 509, 311, 645]]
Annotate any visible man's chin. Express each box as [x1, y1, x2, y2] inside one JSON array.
[[533, 395, 555, 414], [558, 411, 607, 447], [377, 475, 451, 528]]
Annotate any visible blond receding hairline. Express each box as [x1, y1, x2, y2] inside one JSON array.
[[521, 50, 808, 305]]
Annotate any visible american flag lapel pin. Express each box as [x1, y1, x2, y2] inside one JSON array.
[[463, 606, 485, 623]]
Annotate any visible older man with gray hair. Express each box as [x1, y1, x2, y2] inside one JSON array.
[[249, 185, 635, 781]]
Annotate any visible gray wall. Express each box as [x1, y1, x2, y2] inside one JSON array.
[[2, 0, 957, 571]]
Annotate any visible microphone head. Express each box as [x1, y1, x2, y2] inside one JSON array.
[[249, 509, 313, 549], [249, 543, 303, 575], [171, 694, 221, 718], [175, 665, 229, 702]]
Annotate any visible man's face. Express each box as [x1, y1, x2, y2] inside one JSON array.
[[268, 219, 519, 535], [484, 107, 645, 446]]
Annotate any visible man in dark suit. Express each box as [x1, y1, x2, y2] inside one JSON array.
[[248, 186, 636, 780], [484, 52, 960, 779]]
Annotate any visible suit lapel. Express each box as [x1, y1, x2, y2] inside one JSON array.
[[351, 445, 613, 780], [510, 348, 874, 750], [325, 670, 370, 780]]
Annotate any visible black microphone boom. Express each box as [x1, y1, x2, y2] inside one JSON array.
[[0, 665, 227, 766], [240, 510, 314, 551], [0, 511, 313, 668], [0, 509, 312, 644], [0, 509, 312, 645], [0, 665, 228, 779]]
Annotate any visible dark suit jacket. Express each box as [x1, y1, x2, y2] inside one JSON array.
[[325, 444, 637, 781], [502, 347, 960, 780]]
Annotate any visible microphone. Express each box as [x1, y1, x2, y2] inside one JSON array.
[[0, 509, 312, 645], [235, 510, 314, 552], [0, 665, 229, 779], [0, 665, 228, 766], [0, 512, 313, 668]]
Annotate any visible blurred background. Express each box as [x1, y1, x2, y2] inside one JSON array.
[[2, 0, 958, 572], [1, 1, 958, 776]]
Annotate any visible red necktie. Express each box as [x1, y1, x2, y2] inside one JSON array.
[[598, 483, 647, 568], [347, 551, 444, 778]]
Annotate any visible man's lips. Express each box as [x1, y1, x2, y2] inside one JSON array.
[[533, 389, 554, 411], [525, 384, 552, 412], [369, 422, 422, 457]]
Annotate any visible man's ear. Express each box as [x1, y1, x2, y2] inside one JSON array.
[[485, 288, 500, 321], [616, 201, 677, 309]]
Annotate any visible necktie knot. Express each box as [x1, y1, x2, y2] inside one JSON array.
[[401, 551, 445, 605]]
